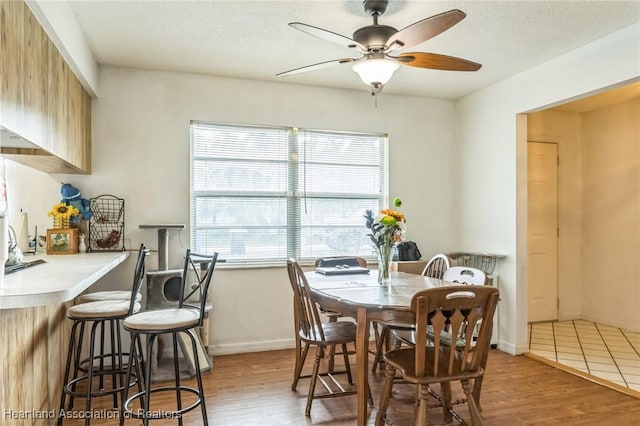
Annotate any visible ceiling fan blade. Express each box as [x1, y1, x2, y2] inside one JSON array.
[[398, 52, 481, 71], [386, 9, 466, 51], [289, 22, 365, 50], [276, 58, 357, 77]]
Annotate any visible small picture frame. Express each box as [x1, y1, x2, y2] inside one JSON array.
[[46, 228, 79, 255]]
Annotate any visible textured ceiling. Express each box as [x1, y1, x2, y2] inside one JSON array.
[[66, 0, 640, 100]]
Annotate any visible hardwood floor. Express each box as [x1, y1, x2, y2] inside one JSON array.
[[62, 347, 640, 425]]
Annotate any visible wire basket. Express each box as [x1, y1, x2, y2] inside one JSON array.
[[446, 252, 498, 274], [88, 195, 125, 251]]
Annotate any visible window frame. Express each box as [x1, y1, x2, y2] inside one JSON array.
[[190, 120, 388, 265]]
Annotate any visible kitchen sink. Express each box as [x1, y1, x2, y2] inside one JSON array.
[[4, 259, 47, 275]]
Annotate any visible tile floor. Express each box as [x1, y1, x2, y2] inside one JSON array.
[[528, 319, 640, 395]]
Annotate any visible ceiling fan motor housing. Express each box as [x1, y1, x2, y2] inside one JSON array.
[[363, 0, 389, 16], [353, 25, 397, 51]]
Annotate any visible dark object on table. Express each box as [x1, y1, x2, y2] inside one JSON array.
[[316, 257, 363, 268], [397, 241, 422, 261], [315, 266, 370, 276], [315, 256, 370, 275]]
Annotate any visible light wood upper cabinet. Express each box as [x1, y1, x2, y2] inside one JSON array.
[[0, 0, 91, 174], [0, 0, 24, 135]]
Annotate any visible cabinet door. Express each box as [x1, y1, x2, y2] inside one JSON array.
[[23, 5, 50, 148], [0, 0, 25, 133]]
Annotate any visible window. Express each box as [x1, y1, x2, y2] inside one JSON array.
[[190, 121, 387, 263]]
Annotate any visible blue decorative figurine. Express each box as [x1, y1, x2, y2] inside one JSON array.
[[60, 183, 91, 227]]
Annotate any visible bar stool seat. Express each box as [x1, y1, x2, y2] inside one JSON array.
[[124, 308, 199, 331], [79, 290, 142, 303], [67, 300, 139, 319], [58, 245, 148, 426]]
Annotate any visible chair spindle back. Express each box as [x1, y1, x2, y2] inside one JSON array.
[[422, 253, 451, 279], [287, 259, 325, 342]]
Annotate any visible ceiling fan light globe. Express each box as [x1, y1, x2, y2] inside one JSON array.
[[352, 59, 399, 87]]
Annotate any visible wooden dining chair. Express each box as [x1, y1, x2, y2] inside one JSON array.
[[287, 258, 372, 416], [421, 253, 451, 278], [371, 253, 453, 373], [375, 285, 499, 426], [394, 265, 491, 410], [303, 257, 364, 374]]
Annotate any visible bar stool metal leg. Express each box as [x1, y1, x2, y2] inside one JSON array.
[[172, 333, 184, 426]]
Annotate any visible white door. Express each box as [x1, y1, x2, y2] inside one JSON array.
[[527, 142, 558, 322]]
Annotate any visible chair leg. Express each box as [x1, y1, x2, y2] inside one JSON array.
[[341, 343, 353, 385], [58, 321, 80, 425], [142, 334, 157, 426], [473, 348, 490, 412], [172, 333, 183, 426], [441, 382, 454, 424], [292, 343, 310, 391], [374, 363, 396, 426], [305, 346, 322, 416], [462, 379, 483, 426], [119, 333, 137, 426], [472, 375, 484, 412], [84, 321, 101, 426], [415, 384, 430, 426], [372, 326, 388, 373], [99, 320, 106, 392], [109, 319, 119, 407], [68, 321, 87, 410], [188, 330, 209, 426], [134, 334, 146, 397], [327, 315, 338, 372]]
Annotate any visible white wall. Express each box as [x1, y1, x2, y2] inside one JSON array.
[[3, 159, 63, 246], [457, 23, 640, 354], [51, 68, 458, 354], [581, 99, 640, 330]]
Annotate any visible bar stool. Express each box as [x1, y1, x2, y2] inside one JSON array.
[[57, 245, 149, 425], [120, 249, 218, 426], [76, 275, 143, 392]]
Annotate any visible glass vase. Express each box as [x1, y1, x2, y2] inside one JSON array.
[[377, 244, 394, 286]]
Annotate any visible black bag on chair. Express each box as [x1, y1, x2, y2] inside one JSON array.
[[397, 241, 422, 261]]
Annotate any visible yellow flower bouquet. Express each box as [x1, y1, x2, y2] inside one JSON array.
[[48, 202, 80, 229]]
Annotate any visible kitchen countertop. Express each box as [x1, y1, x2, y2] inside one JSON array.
[[0, 251, 129, 309]]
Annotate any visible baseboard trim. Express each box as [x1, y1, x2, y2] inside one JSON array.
[[209, 338, 295, 356], [578, 314, 639, 333]]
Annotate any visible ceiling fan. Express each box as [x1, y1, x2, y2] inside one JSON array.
[[276, 0, 482, 94]]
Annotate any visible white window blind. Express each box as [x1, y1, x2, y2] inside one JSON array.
[[190, 121, 387, 264]]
